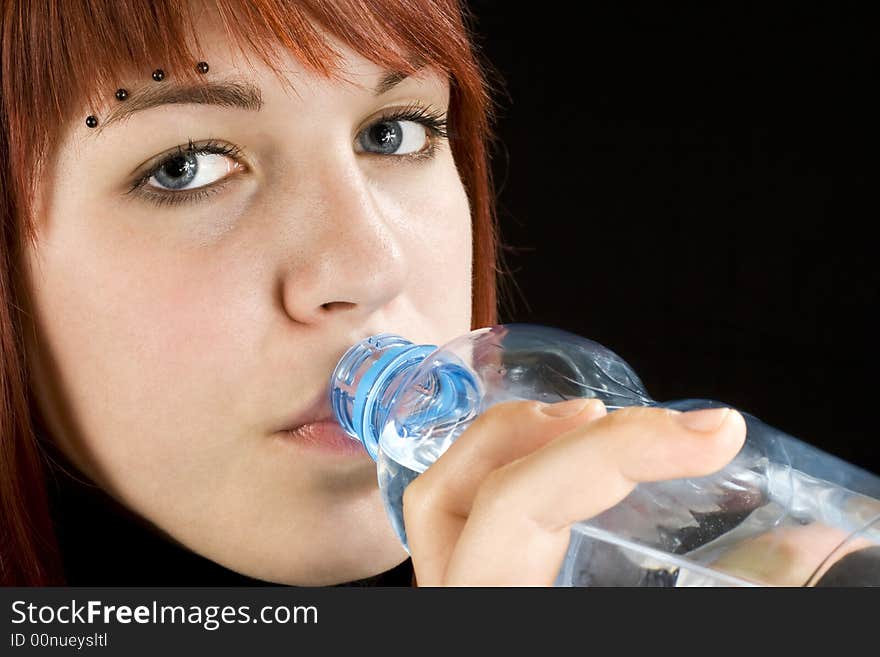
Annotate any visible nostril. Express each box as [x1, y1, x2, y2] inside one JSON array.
[[321, 301, 356, 312]]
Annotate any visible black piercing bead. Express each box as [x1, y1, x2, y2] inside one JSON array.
[[196, 61, 209, 74], [115, 88, 128, 101], [85, 115, 98, 128], [152, 68, 165, 82]]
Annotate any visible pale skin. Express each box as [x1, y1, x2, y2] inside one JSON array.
[[19, 10, 762, 586]]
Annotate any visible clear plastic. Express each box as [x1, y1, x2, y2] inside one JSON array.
[[330, 323, 880, 586]]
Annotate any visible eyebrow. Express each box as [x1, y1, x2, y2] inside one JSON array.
[[375, 70, 413, 96], [94, 66, 426, 134], [95, 80, 263, 134], [374, 59, 427, 95]]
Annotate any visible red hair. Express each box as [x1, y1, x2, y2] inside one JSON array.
[[1, 0, 505, 585]]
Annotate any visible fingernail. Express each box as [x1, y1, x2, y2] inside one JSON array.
[[540, 398, 591, 418], [677, 407, 730, 432]]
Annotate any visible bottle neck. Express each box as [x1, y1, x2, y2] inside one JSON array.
[[331, 335, 436, 461]]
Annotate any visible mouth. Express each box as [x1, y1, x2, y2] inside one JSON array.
[[274, 397, 366, 458], [276, 419, 366, 457]]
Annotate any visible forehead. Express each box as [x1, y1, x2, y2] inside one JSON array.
[[105, 26, 363, 107], [84, 11, 437, 131]]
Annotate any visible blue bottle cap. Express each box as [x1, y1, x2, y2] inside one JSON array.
[[350, 344, 436, 459]]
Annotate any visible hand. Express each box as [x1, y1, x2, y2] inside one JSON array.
[[402, 398, 747, 585]]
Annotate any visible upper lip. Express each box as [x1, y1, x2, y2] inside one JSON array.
[[274, 393, 335, 433], [273, 337, 378, 433]]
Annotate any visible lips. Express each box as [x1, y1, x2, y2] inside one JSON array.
[[274, 392, 335, 435], [277, 418, 366, 456], [272, 387, 366, 457]]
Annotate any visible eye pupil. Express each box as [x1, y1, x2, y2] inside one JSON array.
[[155, 153, 198, 189], [366, 121, 403, 154], [164, 155, 194, 178], [374, 124, 395, 144]]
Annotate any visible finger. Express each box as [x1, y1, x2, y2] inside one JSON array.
[[444, 406, 746, 585], [404, 398, 607, 585]]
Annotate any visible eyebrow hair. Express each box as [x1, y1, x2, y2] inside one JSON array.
[[94, 65, 427, 135], [95, 79, 263, 134], [375, 59, 427, 95], [375, 70, 412, 96]]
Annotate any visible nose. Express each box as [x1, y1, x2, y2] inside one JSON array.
[[277, 163, 408, 327]]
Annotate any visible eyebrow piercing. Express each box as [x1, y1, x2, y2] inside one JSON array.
[[86, 62, 207, 128]]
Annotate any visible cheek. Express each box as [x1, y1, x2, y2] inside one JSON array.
[[26, 224, 264, 488], [374, 153, 473, 317], [422, 164, 473, 320]]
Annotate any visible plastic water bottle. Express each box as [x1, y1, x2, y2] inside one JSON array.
[[330, 323, 880, 586]]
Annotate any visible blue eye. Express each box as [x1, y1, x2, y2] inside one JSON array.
[[127, 139, 246, 208], [356, 105, 449, 158], [147, 150, 241, 192], [359, 120, 429, 155]]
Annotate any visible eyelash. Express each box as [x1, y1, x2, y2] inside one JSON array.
[[126, 105, 450, 209], [126, 139, 242, 209]]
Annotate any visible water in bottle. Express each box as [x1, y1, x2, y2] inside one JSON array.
[[330, 324, 880, 586]]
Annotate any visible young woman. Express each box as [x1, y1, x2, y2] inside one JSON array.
[[0, 0, 747, 586]]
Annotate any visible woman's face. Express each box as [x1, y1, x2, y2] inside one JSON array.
[[21, 14, 472, 584]]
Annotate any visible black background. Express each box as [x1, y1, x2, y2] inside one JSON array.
[[467, 3, 877, 473]]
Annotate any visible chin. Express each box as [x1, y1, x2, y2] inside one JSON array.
[[204, 494, 410, 586], [246, 538, 410, 586]]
